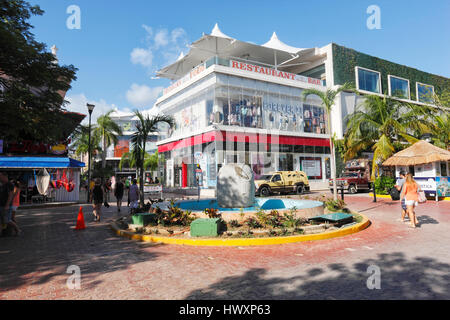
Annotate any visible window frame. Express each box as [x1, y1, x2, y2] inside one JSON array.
[[388, 74, 410, 100], [355, 66, 382, 94], [416, 82, 435, 103]]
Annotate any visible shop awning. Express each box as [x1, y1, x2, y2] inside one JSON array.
[[0, 157, 85, 168]]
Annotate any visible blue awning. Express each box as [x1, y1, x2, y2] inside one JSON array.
[[0, 157, 85, 168]]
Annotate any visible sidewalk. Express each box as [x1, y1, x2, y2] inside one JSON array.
[[1, 195, 449, 299]]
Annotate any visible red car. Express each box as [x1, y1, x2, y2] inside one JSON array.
[[329, 159, 372, 194]]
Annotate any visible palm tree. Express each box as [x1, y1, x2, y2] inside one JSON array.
[[144, 151, 160, 173], [71, 125, 101, 156], [428, 92, 450, 150], [131, 111, 174, 206], [119, 150, 154, 171], [302, 83, 354, 201], [343, 95, 429, 179], [93, 110, 123, 169], [70, 125, 102, 179]]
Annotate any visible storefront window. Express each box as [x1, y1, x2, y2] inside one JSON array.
[[300, 157, 322, 180]]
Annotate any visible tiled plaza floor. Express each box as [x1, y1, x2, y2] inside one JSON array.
[[1, 194, 449, 299]]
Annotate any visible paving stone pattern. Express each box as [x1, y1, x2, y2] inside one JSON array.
[[1, 195, 449, 300]]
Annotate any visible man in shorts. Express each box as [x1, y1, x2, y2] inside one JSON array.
[[128, 179, 140, 214], [395, 171, 408, 222]]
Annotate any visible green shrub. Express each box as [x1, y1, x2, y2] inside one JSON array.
[[374, 176, 396, 195], [244, 217, 263, 229], [325, 198, 347, 212], [228, 220, 241, 228]]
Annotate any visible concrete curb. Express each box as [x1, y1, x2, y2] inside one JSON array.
[[369, 193, 450, 201], [110, 214, 371, 247], [18, 202, 80, 210]]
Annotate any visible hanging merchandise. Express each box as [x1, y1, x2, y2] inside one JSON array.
[[34, 169, 50, 195], [50, 169, 62, 189], [62, 169, 75, 192]]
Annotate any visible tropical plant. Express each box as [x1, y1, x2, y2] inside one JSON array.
[[426, 91, 450, 150], [131, 111, 175, 207], [343, 95, 432, 179], [71, 124, 101, 157], [324, 198, 347, 212], [92, 110, 123, 169], [303, 82, 355, 201], [204, 208, 220, 219], [374, 176, 396, 195], [244, 217, 263, 229]]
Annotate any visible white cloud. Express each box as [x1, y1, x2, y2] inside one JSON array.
[[154, 29, 169, 49], [65, 93, 120, 125], [171, 28, 186, 43], [130, 47, 153, 67], [126, 83, 164, 108], [130, 25, 189, 71]]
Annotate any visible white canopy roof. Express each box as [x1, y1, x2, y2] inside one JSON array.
[[156, 24, 317, 80], [110, 108, 134, 119], [131, 106, 161, 120], [210, 23, 232, 39], [262, 32, 305, 54]]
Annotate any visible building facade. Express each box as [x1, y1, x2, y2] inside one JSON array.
[[155, 26, 333, 189], [153, 24, 449, 189], [102, 110, 166, 180]]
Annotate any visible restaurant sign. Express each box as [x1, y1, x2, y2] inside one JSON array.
[[230, 60, 323, 86]]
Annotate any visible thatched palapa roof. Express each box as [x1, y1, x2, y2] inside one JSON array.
[[383, 140, 450, 166]]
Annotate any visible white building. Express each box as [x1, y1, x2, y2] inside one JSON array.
[[153, 24, 449, 189]]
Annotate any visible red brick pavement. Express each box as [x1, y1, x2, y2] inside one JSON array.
[[0, 196, 449, 300]]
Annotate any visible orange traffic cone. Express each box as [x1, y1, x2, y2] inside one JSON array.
[[75, 207, 86, 230]]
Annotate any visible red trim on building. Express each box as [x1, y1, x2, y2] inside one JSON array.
[[158, 131, 330, 153]]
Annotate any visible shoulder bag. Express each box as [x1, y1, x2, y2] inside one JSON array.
[[418, 186, 427, 203]]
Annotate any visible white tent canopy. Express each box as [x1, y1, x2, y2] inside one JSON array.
[[210, 23, 232, 39], [156, 24, 317, 80], [262, 32, 305, 54]]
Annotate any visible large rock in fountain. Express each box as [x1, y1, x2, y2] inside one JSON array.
[[217, 164, 255, 208]]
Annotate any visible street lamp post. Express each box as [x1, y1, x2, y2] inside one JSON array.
[[86, 103, 95, 203]]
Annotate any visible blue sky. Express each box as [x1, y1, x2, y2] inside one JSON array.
[[28, 0, 450, 122]]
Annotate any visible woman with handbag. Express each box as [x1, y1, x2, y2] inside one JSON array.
[[400, 173, 421, 228]]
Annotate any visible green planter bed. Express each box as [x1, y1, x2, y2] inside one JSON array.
[[131, 213, 157, 226]]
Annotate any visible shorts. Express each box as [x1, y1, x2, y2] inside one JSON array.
[[401, 198, 407, 210], [11, 206, 18, 211], [130, 200, 139, 209], [404, 200, 418, 207]]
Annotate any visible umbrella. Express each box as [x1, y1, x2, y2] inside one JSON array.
[[383, 140, 450, 166]]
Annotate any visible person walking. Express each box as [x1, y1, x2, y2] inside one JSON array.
[[103, 178, 111, 208], [400, 173, 420, 228], [0, 172, 21, 236], [395, 171, 408, 222], [128, 179, 140, 214], [91, 178, 104, 222], [11, 180, 21, 223], [114, 177, 124, 212]]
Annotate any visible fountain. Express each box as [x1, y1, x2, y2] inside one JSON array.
[[156, 164, 324, 222]]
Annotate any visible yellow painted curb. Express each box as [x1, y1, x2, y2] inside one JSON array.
[[369, 193, 450, 201], [369, 193, 391, 199], [110, 213, 371, 247]]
